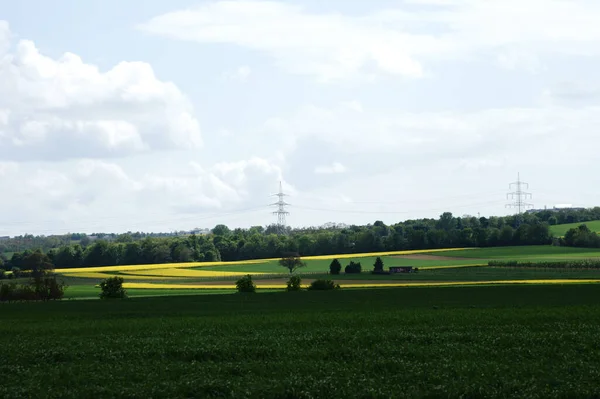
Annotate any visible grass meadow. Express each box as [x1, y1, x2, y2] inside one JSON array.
[[3, 284, 600, 398]]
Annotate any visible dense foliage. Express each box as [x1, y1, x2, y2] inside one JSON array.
[[235, 275, 256, 293], [2, 285, 600, 398], [307, 279, 340, 290], [0, 274, 66, 302], [286, 275, 302, 291], [6, 208, 600, 271], [560, 224, 600, 248], [329, 259, 342, 275], [99, 277, 128, 299], [344, 261, 362, 274]]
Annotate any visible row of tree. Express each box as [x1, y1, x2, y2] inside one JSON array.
[[2, 209, 596, 271]]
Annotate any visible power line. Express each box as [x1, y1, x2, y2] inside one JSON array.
[[506, 172, 533, 216], [294, 199, 507, 215], [295, 189, 507, 206], [270, 181, 289, 235]]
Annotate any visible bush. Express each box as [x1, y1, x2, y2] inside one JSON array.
[[345, 261, 362, 274], [329, 259, 342, 275], [286, 275, 302, 291], [11, 267, 21, 278], [235, 274, 256, 293], [307, 279, 340, 291], [0, 270, 5, 280], [0, 275, 66, 302], [99, 276, 127, 299]]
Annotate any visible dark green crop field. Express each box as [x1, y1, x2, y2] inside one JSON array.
[[3, 285, 600, 398]]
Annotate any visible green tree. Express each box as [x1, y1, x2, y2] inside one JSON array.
[[329, 258, 342, 275], [100, 277, 127, 299], [286, 275, 302, 291], [279, 253, 306, 274], [373, 256, 384, 273], [212, 224, 231, 236], [235, 274, 256, 293]]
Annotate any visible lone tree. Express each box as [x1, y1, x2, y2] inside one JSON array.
[[373, 256, 384, 273], [100, 276, 127, 299], [279, 253, 306, 274], [329, 259, 342, 275]]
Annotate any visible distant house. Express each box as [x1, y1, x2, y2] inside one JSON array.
[[389, 266, 414, 273]]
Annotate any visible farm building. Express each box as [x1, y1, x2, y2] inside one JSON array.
[[389, 266, 414, 273]]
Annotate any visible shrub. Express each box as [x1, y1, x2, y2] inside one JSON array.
[[235, 274, 256, 293], [286, 275, 302, 291], [329, 259, 342, 275], [307, 279, 340, 291], [99, 276, 128, 299], [345, 261, 362, 274], [0, 270, 5, 280], [11, 267, 21, 278]]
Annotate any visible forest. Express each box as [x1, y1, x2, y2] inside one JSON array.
[[3, 207, 600, 271]]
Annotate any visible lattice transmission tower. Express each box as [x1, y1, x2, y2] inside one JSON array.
[[270, 181, 289, 235], [506, 173, 533, 216]]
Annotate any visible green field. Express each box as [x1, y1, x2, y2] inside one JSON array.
[[550, 220, 600, 237], [7, 245, 600, 299], [198, 246, 600, 274], [3, 284, 600, 398]]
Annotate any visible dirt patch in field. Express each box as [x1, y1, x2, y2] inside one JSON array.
[[391, 254, 480, 261]]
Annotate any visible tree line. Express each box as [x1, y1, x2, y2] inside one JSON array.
[[1, 209, 575, 271]]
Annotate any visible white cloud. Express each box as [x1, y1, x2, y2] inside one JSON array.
[[0, 156, 291, 235], [262, 102, 600, 169], [0, 21, 202, 161], [314, 162, 346, 175], [138, 0, 600, 82]]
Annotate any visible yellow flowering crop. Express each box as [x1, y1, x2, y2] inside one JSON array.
[[54, 259, 265, 273], [280, 247, 477, 261], [122, 278, 600, 290], [54, 247, 478, 274], [121, 269, 269, 278], [59, 272, 178, 280]]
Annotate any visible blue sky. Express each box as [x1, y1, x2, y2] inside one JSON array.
[[1, 0, 600, 235]]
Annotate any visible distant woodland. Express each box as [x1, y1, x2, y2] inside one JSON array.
[[2, 207, 600, 271]]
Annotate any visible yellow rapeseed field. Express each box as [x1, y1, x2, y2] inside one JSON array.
[[122, 279, 600, 290], [59, 272, 179, 280], [54, 247, 478, 274], [54, 259, 265, 273], [121, 269, 268, 278], [291, 247, 477, 261]]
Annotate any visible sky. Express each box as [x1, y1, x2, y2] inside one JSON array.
[[1, 0, 600, 236]]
